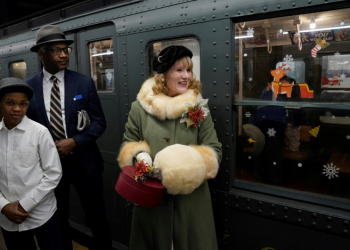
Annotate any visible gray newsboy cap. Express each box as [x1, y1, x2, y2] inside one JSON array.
[[30, 24, 74, 52], [0, 77, 34, 100]]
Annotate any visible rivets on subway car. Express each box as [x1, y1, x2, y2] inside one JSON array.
[[125, 104, 128, 107], [226, 120, 229, 123], [160, 24, 163, 27], [246, 207, 250, 211], [246, 199, 250, 203], [213, 28, 216, 32], [263, 6, 267, 11], [213, 55, 217, 59], [212, 15, 216, 18], [226, 81, 229, 85], [327, 217, 332, 221], [202, 16, 206, 20], [213, 119, 217, 123], [153, 25, 156, 28], [213, 94, 217, 97], [344, 220, 349, 225], [140, 51, 143, 54], [124, 83, 127, 86], [213, 42, 216, 45], [312, 222, 316, 227], [125, 93, 128, 97], [226, 54, 229, 58], [308, 0, 312, 3], [213, 7, 216, 10], [140, 40, 143, 43], [250, 9, 254, 13], [292, 2, 296, 6], [298, 218, 302, 223], [124, 73, 127, 76], [226, 107, 229, 111], [213, 68, 217, 72], [343, 230, 348, 235], [298, 210, 302, 214], [284, 216, 288, 220], [271, 212, 275, 217], [213, 106, 217, 110], [123, 42, 125, 45], [193, 18, 196, 22], [226, 94, 229, 98], [312, 213, 317, 218], [168, 23, 171, 26], [237, 11, 241, 15], [271, 204, 275, 208], [225, 13, 228, 17], [259, 209, 262, 213], [327, 226, 332, 230], [284, 207, 288, 211], [226, 67, 229, 71], [141, 62, 144, 65], [141, 73, 144, 76], [225, 145, 229, 149]]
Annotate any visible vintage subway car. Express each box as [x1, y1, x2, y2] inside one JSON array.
[[1, 0, 350, 249]]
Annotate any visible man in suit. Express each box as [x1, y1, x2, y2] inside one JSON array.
[[26, 24, 112, 250]]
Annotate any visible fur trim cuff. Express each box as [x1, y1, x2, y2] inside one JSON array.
[[117, 141, 151, 168], [154, 144, 206, 195], [190, 145, 219, 179]]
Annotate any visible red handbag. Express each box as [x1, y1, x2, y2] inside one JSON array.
[[115, 165, 166, 208]]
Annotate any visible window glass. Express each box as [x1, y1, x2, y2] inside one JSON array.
[[148, 38, 200, 80], [88, 39, 114, 92], [9, 61, 27, 80], [234, 8, 350, 203]]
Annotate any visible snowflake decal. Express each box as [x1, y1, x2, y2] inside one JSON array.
[[322, 163, 339, 179], [92, 47, 97, 55], [249, 77, 253, 82], [346, 135, 350, 140], [283, 54, 293, 62], [106, 72, 112, 81], [298, 163, 302, 167], [99, 62, 103, 68], [340, 21, 345, 26], [335, 52, 341, 56], [247, 27, 254, 36], [245, 112, 251, 118], [325, 111, 332, 116], [93, 74, 98, 81], [340, 74, 346, 80], [267, 128, 276, 137]]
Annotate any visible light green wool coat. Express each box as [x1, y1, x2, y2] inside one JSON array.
[[118, 77, 222, 250]]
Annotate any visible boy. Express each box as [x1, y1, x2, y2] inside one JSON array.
[[0, 77, 63, 249]]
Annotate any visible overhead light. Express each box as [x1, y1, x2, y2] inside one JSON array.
[[300, 24, 350, 33], [310, 14, 316, 29], [282, 31, 289, 34], [92, 52, 114, 57], [235, 35, 253, 39]]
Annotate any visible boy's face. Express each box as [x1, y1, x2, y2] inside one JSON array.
[[0, 92, 29, 130]]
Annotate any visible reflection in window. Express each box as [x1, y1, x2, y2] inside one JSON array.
[[89, 39, 114, 92], [148, 39, 200, 80], [9, 61, 27, 80], [234, 8, 350, 204]]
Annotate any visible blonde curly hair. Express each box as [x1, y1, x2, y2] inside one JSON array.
[[152, 56, 201, 95]]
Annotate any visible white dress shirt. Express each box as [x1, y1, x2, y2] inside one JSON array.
[[42, 68, 67, 137], [0, 116, 62, 231]]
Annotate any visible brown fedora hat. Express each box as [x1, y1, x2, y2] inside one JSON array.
[[30, 25, 74, 52]]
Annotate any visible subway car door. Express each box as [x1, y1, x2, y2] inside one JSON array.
[[76, 23, 129, 246]]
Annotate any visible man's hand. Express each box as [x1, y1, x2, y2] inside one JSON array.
[[1, 201, 29, 224], [55, 138, 77, 158]]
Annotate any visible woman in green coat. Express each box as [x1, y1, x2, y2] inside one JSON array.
[[117, 45, 222, 250]]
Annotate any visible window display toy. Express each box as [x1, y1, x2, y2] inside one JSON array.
[[311, 39, 330, 58]]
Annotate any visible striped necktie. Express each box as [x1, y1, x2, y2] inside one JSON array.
[[50, 75, 66, 141]]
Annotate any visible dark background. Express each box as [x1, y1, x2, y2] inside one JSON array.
[[0, 0, 124, 29]]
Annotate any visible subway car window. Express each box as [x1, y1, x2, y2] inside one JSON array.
[[148, 38, 200, 80], [234, 9, 350, 203], [88, 39, 114, 92], [9, 61, 27, 80]]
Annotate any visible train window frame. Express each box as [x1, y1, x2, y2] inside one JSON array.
[[232, 8, 350, 210], [88, 38, 115, 93], [146, 38, 201, 80], [8, 61, 27, 80]]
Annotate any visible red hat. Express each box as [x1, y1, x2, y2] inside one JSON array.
[[115, 166, 166, 208]]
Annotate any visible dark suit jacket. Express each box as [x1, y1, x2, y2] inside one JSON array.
[[26, 69, 107, 177]]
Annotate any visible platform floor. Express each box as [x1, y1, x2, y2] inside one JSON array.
[[0, 228, 89, 250]]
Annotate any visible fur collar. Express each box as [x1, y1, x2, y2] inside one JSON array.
[[137, 77, 201, 120]]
